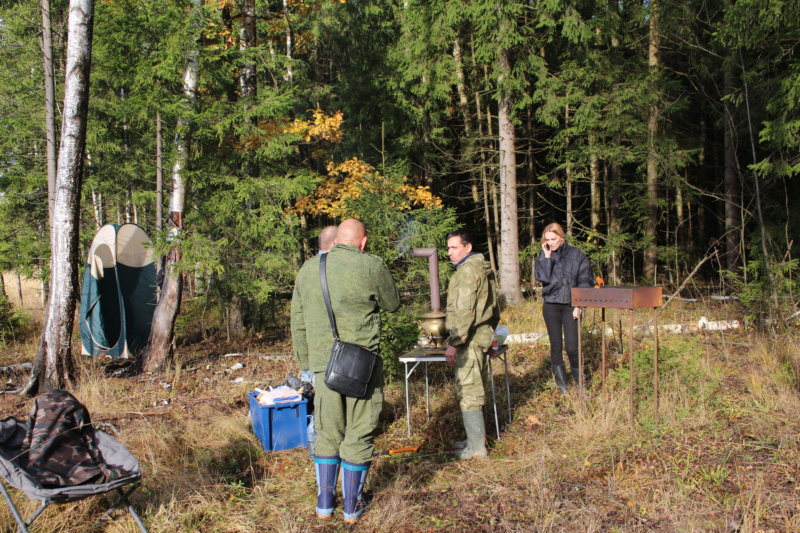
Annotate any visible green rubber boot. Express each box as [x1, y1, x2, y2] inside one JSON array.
[[453, 410, 488, 460]]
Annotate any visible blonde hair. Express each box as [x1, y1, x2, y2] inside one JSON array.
[[540, 223, 566, 245]]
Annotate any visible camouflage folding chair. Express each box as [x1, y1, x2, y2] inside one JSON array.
[[0, 417, 148, 533]]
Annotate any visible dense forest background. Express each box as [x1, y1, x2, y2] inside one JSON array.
[[1, 0, 799, 340]]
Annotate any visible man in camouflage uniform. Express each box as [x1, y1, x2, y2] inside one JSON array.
[[291, 218, 400, 523], [444, 229, 500, 460]]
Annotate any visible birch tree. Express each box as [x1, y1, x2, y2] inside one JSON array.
[[41, 0, 57, 224], [139, 0, 202, 373], [24, 0, 95, 395]]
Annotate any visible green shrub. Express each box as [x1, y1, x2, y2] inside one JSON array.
[[0, 295, 29, 345], [380, 306, 421, 382], [611, 338, 711, 398]]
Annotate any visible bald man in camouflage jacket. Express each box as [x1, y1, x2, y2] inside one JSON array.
[[291, 219, 399, 523], [444, 229, 500, 460]]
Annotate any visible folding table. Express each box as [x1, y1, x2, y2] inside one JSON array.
[[399, 345, 510, 439]]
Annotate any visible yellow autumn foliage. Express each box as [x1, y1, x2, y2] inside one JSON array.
[[292, 157, 443, 218], [289, 109, 344, 143]]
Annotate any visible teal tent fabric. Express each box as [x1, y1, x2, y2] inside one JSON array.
[[79, 224, 157, 359]]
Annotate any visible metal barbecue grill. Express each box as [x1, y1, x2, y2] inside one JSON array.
[[571, 286, 663, 423]]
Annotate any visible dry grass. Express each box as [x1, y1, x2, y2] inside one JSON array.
[[0, 298, 799, 532]]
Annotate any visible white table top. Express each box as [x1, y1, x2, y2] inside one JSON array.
[[399, 345, 507, 363]]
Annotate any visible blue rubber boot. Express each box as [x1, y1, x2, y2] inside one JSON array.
[[314, 455, 340, 519], [341, 459, 370, 523]]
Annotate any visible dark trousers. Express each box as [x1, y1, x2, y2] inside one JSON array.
[[542, 302, 579, 368]]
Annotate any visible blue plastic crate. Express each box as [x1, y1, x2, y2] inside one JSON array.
[[248, 392, 308, 452]]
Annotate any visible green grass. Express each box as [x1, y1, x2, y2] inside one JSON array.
[[1, 299, 799, 531]]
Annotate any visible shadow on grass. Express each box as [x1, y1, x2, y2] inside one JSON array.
[[369, 344, 560, 489]]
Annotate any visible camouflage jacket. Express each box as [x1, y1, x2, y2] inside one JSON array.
[[20, 389, 127, 487], [291, 243, 400, 372], [445, 253, 500, 347]]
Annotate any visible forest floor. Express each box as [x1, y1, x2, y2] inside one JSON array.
[[0, 294, 799, 532]]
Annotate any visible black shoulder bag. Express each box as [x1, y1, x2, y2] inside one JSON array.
[[320, 253, 378, 398]]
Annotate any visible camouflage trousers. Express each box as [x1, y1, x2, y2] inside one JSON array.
[[313, 357, 383, 464], [455, 338, 489, 412]]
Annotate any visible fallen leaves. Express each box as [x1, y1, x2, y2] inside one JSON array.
[[526, 414, 544, 431]]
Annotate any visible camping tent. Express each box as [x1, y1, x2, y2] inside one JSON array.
[[80, 224, 157, 359]]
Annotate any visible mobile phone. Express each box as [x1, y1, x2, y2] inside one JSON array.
[[545, 244, 550, 251]]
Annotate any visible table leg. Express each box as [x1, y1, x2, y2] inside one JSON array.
[[425, 362, 431, 422], [404, 361, 411, 438], [503, 351, 511, 424], [488, 355, 500, 440]]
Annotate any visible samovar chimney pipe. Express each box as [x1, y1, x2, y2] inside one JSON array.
[[413, 248, 441, 312]]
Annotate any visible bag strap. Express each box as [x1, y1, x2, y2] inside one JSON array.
[[319, 253, 339, 340]]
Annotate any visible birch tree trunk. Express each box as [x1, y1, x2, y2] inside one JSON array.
[[644, 0, 660, 281], [156, 112, 163, 233], [140, 0, 201, 373], [91, 187, 102, 229], [41, 0, 57, 225], [497, 48, 522, 304], [283, 0, 292, 82], [24, 0, 95, 396]]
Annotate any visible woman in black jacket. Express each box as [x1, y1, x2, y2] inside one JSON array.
[[534, 223, 594, 394]]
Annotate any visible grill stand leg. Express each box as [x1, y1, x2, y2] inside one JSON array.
[[654, 308, 659, 424], [601, 308, 607, 403], [629, 310, 635, 426], [577, 314, 584, 408]]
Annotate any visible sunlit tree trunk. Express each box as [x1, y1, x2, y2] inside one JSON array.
[[470, 36, 497, 274], [283, 0, 292, 82], [497, 47, 522, 304], [24, 0, 95, 395], [590, 134, 601, 233], [453, 36, 472, 135], [644, 0, 660, 281], [91, 188, 102, 229], [527, 108, 537, 277], [473, 83, 497, 275], [140, 0, 201, 373], [156, 112, 163, 233], [41, 0, 57, 225], [16, 270, 23, 308]]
